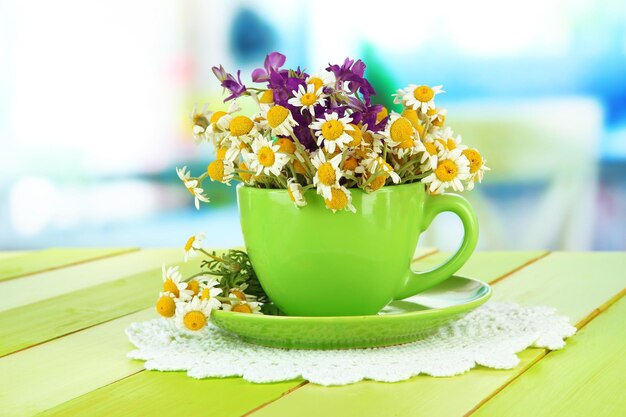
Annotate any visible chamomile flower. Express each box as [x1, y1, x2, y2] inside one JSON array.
[[362, 154, 401, 184], [253, 89, 274, 110], [223, 297, 262, 314], [176, 166, 210, 209], [247, 134, 289, 176], [422, 148, 470, 194], [324, 186, 356, 213], [383, 113, 421, 157], [222, 114, 258, 142], [155, 291, 176, 318], [361, 130, 384, 153], [263, 105, 298, 137], [190, 104, 211, 143], [342, 153, 360, 176], [161, 265, 193, 301], [207, 158, 235, 185], [175, 297, 214, 331], [310, 112, 354, 153], [198, 277, 223, 310], [287, 178, 307, 207], [345, 123, 365, 148], [420, 139, 446, 171], [306, 71, 336, 92], [312, 151, 343, 200], [288, 84, 327, 116], [206, 101, 240, 146], [184, 233, 205, 262], [394, 84, 444, 113], [427, 107, 447, 127], [462, 148, 490, 190]]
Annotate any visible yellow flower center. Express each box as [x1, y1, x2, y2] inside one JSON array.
[[267, 105, 290, 128], [275, 138, 296, 154], [369, 174, 387, 191], [433, 115, 445, 127], [317, 162, 336, 185], [156, 295, 175, 318], [376, 107, 388, 124], [185, 236, 196, 252], [187, 280, 200, 296], [229, 115, 254, 136], [416, 123, 425, 138], [231, 290, 246, 301], [300, 92, 318, 106], [413, 85, 434, 102], [163, 279, 179, 298], [463, 149, 483, 173], [399, 139, 414, 149], [401, 109, 420, 129], [435, 159, 458, 182], [193, 114, 209, 129], [321, 120, 344, 140], [209, 111, 226, 125], [363, 131, 375, 145], [257, 146, 276, 167], [259, 89, 274, 104], [183, 311, 206, 331], [232, 303, 253, 313], [216, 147, 228, 160], [346, 124, 362, 147], [239, 162, 253, 182], [293, 160, 307, 174], [308, 77, 324, 92], [207, 159, 225, 182], [436, 138, 448, 149], [424, 142, 438, 156], [446, 138, 457, 150], [200, 287, 211, 300], [344, 156, 358, 171], [389, 117, 414, 143], [325, 188, 348, 210]]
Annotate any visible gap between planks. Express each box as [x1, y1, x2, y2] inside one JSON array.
[[463, 284, 626, 417], [239, 250, 551, 417]]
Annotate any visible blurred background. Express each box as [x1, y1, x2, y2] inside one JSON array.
[[0, 0, 625, 251]]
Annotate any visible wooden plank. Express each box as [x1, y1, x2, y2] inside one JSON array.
[[245, 252, 626, 417], [0, 248, 183, 313], [0, 256, 202, 357], [471, 296, 626, 417], [31, 251, 542, 417], [0, 250, 440, 416], [0, 248, 136, 282]]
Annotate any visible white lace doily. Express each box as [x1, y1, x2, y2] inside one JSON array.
[[126, 302, 576, 386]]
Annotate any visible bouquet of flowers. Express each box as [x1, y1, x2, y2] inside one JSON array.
[[179, 51, 488, 213]]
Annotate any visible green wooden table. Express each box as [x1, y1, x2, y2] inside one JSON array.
[[0, 248, 624, 417]]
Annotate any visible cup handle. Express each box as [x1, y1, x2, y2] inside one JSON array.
[[394, 192, 478, 300]]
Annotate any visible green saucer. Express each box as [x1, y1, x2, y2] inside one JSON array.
[[211, 275, 491, 349]]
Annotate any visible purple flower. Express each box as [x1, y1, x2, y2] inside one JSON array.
[[326, 58, 376, 103], [212, 65, 248, 102], [251, 52, 287, 83]]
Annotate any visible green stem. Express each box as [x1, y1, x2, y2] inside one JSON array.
[[200, 248, 226, 263]]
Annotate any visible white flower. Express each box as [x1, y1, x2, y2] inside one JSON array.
[[175, 297, 215, 331], [462, 148, 490, 190], [206, 101, 241, 146], [306, 72, 336, 92], [184, 233, 205, 262], [222, 114, 258, 143], [207, 158, 235, 185], [161, 265, 193, 301], [222, 297, 262, 314], [190, 104, 211, 143], [362, 154, 400, 184], [324, 186, 356, 213], [287, 178, 307, 207], [252, 89, 274, 111], [263, 105, 298, 137], [310, 112, 354, 153], [155, 291, 177, 318], [176, 166, 210, 210], [311, 150, 343, 200], [198, 277, 223, 310], [288, 84, 327, 116], [393, 84, 444, 113], [420, 138, 446, 171], [382, 112, 422, 157], [422, 148, 471, 194], [247, 134, 289, 177]]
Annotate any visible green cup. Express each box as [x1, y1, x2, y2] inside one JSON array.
[[237, 182, 478, 316]]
